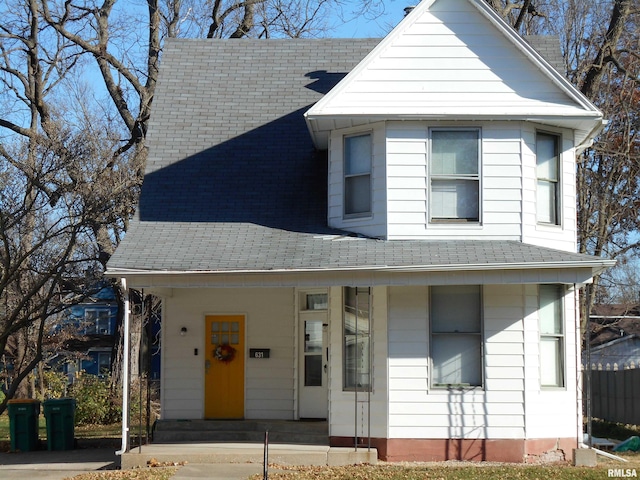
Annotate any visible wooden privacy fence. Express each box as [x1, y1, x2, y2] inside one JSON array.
[[583, 363, 640, 426]]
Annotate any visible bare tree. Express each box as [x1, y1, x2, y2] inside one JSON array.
[[2, 0, 383, 405], [488, 1, 640, 318]]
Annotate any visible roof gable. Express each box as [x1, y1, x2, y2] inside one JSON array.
[[305, 0, 603, 148]]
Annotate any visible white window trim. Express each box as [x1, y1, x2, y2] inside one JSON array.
[[343, 132, 373, 219], [539, 284, 566, 389], [427, 127, 482, 224], [535, 130, 562, 227], [429, 285, 485, 390], [342, 286, 373, 392]]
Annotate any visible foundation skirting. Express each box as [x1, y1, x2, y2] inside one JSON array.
[[330, 436, 578, 463]]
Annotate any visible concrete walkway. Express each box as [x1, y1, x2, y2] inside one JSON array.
[[122, 442, 377, 469], [0, 447, 119, 479], [0, 443, 377, 479]]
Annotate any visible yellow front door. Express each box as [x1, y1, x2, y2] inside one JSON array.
[[204, 315, 245, 419]]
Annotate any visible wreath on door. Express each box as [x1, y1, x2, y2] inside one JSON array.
[[214, 343, 236, 363]]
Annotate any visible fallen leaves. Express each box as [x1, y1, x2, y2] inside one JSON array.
[[147, 457, 188, 467], [65, 467, 178, 480]]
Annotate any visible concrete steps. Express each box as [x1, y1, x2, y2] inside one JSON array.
[[120, 420, 377, 469], [152, 419, 329, 445]]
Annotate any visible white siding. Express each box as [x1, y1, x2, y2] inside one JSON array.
[[161, 288, 296, 420], [521, 124, 578, 251], [385, 121, 523, 240], [328, 123, 388, 238], [328, 120, 579, 250], [524, 285, 581, 438], [387, 285, 526, 440], [328, 286, 389, 439], [312, 0, 586, 118]]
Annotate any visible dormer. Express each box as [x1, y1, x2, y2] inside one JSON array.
[[304, 0, 604, 251]]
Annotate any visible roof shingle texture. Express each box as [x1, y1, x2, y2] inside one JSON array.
[[107, 38, 595, 274]]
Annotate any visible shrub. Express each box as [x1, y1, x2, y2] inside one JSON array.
[[69, 374, 121, 425], [36, 370, 68, 401]]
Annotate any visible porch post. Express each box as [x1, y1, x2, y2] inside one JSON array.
[[116, 277, 131, 455]]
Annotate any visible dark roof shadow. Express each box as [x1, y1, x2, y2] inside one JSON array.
[[138, 106, 339, 235], [304, 70, 348, 94]]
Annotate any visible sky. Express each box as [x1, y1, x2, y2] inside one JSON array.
[[330, 1, 408, 38]]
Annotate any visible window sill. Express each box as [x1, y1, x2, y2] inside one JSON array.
[[428, 222, 483, 229], [343, 214, 373, 221], [429, 385, 484, 392], [536, 222, 563, 230]]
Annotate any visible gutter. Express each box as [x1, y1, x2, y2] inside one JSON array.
[[105, 258, 616, 277], [576, 119, 608, 153]]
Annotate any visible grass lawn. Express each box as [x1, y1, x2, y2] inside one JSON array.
[[67, 456, 640, 480]]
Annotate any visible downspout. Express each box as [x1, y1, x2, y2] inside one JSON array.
[[116, 277, 131, 456]]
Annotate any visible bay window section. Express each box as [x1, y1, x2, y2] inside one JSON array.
[[430, 285, 482, 388], [344, 134, 372, 217], [343, 287, 372, 391], [430, 129, 480, 222], [536, 132, 560, 225], [539, 284, 565, 387]]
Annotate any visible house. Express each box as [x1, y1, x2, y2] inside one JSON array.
[[51, 286, 162, 381], [587, 304, 640, 369], [105, 0, 615, 463]]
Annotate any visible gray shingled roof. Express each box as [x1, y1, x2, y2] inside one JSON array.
[[106, 38, 606, 276]]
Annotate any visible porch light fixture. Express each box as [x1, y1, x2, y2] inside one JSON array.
[[180, 326, 187, 336]]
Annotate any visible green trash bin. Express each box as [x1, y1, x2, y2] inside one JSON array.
[[7, 399, 41, 452], [43, 398, 76, 451]]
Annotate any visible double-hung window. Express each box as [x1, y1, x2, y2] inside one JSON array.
[[429, 129, 480, 222], [343, 287, 372, 391], [536, 132, 560, 225], [344, 134, 372, 216], [539, 285, 565, 387], [430, 285, 483, 388]]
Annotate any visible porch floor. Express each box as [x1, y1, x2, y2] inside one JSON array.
[[120, 442, 378, 469], [121, 419, 377, 469]]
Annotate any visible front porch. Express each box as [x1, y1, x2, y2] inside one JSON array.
[[121, 420, 377, 469]]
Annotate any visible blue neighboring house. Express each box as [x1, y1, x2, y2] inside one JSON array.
[[54, 285, 162, 381], [57, 284, 119, 377]]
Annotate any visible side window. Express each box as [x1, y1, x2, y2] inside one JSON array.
[[344, 134, 372, 217], [536, 132, 560, 225], [430, 285, 483, 387], [429, 129, 480, 222], [539, 285, 565, 387], [343, 287, 372, 391]]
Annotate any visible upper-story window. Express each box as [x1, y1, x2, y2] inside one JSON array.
[[85, 309, 111, 335], [429, 128, 480, 223], [344, 133, 372, 217], [536, 132, 561, 225]]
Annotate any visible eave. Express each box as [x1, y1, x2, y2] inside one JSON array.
[[106, 258, 615, 290], [305, 113, 606, 150]]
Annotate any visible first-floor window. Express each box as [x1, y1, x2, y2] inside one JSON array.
[[430, 285, 483, 387], [343, 287, 372, 391], [539, 284, 565, 387]]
